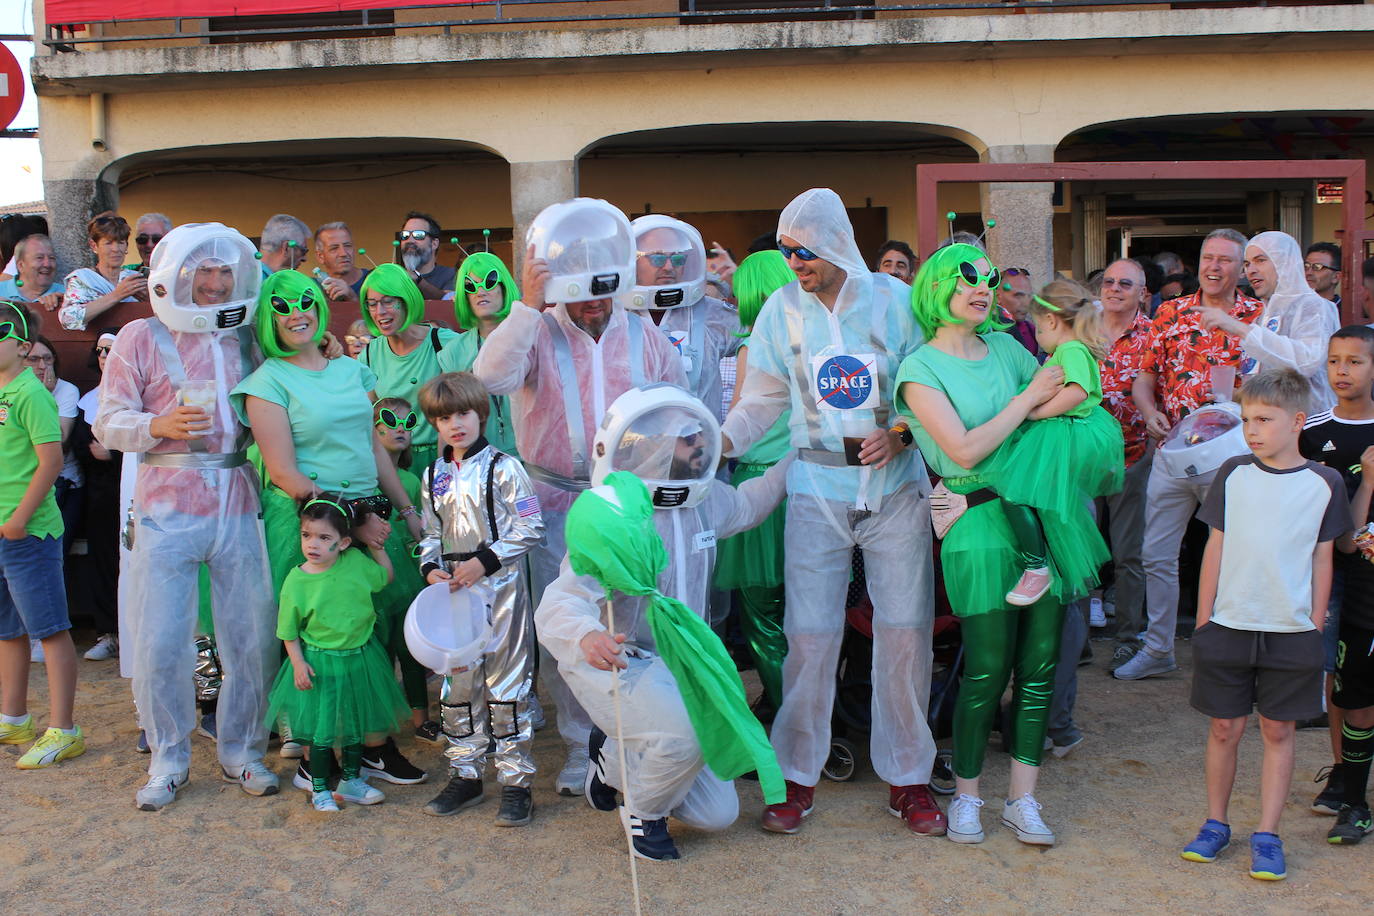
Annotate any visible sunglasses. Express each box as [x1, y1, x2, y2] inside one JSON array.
[[269, 290, 319, 315], [1101, 277, 1137, 289], [135, 234, 164, 246], [778, 243, 820, 262], [1004, 267, 1031, 277], [1303, 262, 1336, 274], [956, 261, 1001, 290], [0, 317, 29, 345], [95, 346, 112, 356], [640, 252, 688, 268], [397, 229, 434, 242], [463, 269, 502, 294], [343, 334, 371, 347], [377, 408, 419, 431]]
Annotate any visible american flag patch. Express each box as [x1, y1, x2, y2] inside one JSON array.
[[516, 495, 540, 518]]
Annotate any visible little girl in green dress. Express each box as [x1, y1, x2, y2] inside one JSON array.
[[992, 279, 1124, 606]]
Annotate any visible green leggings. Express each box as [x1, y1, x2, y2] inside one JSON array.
[[737, 584, 786, 710], [953, 601, 1065, 778], [311, 744, 361, 793], [1000, 500, 1047, 571]]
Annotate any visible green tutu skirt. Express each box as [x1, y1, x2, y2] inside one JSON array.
[[263, 639, 409, 747], [993, 408, 1124, 510], [714, 462, 787, 590]]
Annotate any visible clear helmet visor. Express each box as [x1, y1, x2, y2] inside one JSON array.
[[631, 219, 706, 310], [592, 384, 721, 508], [1162, 407, 1241, 450], [528, 199, 634, 304], [148, 224, 260, 332]]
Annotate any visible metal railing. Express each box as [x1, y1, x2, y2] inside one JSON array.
[[42, 0, 1298, 49]]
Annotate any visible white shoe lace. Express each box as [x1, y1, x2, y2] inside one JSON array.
[[1011, 793, 1050, 835], [951, 793, 984, 833]]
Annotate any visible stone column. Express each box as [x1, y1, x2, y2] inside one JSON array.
[[42, 175, 118, 277], [979, 144, 1055, 287], [509, 159, 578, 272]]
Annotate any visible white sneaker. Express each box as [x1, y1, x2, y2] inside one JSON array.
[[84, 634, 119, 661], [1088, 597, 1106, 628], [30, 639, 44, 663], [279, 740, 306, 759], [336, 777, 385, 806], [946, 793, 985, 844], [1002, 793, 1056, 846], [311, 790, 341, 812], [136, 770, 190, 811], [1112, 649, 1178, 681], [224, 759, 281, 797], [556, 743, 590, 797]]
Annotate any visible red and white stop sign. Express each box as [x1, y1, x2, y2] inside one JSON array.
[[0, 43, 25, 131]]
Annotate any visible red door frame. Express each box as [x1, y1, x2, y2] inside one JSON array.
[[916, 159, 1368, 325]]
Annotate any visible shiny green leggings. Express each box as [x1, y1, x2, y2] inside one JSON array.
[[310, 744, 361, 793], [953, 600, 1065, 778], [738, 584, 786, 710]]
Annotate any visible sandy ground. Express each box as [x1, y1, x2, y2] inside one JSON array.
[[2, 631, 1368, 915]]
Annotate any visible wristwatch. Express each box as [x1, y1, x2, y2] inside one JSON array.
[[890, 425, 914, 447]]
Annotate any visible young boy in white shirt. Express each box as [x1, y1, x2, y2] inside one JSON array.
[[1180, 368, 1352, 880]]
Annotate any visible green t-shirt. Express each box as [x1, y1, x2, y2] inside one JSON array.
[[1045, 339, 1101, 417], [277, 548, 389, 649], [362, 327, 460, 451], [0, 368, 64, 539], [894, 333, 1039, 480], [437, 331, 519, 457], [230, 357, 380, 498]]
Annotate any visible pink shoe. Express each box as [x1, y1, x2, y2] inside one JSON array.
[[1006, 567, 1051, 606]]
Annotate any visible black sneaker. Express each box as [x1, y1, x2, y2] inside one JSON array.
[[414, 720, 443, 746], [293, 751, 342, 792], [495, 786, 534, 827], [424, 775, 484, 816], [1313, 765, 1346, 815], [1328, 803, 1373, 844], [584, 727, 619, 812], [360, 737, 428, 785], [621, 809, 681, 861]]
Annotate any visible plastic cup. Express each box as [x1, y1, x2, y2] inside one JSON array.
[[179, 380, 217, 437], [1209, 365, 1237, 403]]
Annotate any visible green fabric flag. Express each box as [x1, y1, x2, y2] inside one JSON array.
[[565, 471, 786, 805]]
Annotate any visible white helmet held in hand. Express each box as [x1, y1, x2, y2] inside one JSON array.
[[527, 198, 634, 306], [147, 223, 260, 333], [591, 384, 721, 509], [629, 215, 706, 311]]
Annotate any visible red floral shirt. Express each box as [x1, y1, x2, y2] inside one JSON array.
[[1138, 290, 1264, 425], [1099, 311, 1153, 468]]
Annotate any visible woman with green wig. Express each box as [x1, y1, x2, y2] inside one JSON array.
[[712, 250, 797, 716], [436, 252, 520, 456], [893, 242, 1070, 847], [359, 263, 460, 471]]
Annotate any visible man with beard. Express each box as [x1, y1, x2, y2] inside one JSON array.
[[473, 197, 685, 796], [0, 235, 62, 312], [397, 212, 456, 299]]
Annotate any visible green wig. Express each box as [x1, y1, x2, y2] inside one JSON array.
[[733, 250, 795, 332], [256, 270, 330, 359], [909, 242, 1008, 341], [453, 252, 518, 330], [359, 263, 425, 336]]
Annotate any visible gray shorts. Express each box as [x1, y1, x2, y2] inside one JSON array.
[[1190, 622, 1323, 722]]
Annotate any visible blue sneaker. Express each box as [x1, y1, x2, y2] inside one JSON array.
[[1249, 832, 1286, 881], [584, 727, 619, 812], [620, 808, 681, 861], [1181, 819, 1231, 862], [196, 713, 218, 743], [136, 730, 150, 754]]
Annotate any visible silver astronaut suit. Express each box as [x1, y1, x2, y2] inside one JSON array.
[[536, 385, 790, 822], [418, 440, 545, 788]]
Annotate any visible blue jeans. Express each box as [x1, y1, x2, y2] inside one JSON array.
[[0, 534, 70, 641]]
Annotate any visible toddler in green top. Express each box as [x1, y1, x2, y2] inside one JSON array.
[[0, 301, 85, 770], [988, 280, 1125, 607], [262, 497, 409, 812]]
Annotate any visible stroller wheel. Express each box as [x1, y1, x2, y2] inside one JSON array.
[[822, 737, 859, 782], [930, 749, 955, 796]]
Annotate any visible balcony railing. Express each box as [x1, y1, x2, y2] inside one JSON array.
[[43, 0, 1351, 50]]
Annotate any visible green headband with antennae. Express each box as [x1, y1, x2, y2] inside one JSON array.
[[303, 497, 350, 519], [1033, 294, 1063, 313]]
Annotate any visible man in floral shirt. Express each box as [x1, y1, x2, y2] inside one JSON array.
[[1097, 259, 1156, 670], [1116, 229, 1262, 680]]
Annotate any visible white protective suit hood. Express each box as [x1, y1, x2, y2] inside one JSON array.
[[775, 188, 871, 310], [591, 384, 721, 509], [147, 223, 260, 333], [629, 215, 707, 311], [1242, 230, 1339, 411], [527, 198, 635, 306]]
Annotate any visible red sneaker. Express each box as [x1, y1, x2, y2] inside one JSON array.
[[888, 784, 948, 836], [761, 780, 815, 834]]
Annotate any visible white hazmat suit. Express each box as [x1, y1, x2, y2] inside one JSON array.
[[721, 189, 937, 789], [1239, 230, 1340, 413]]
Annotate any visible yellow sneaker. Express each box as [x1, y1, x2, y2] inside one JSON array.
[[17, 726, 86, 769], [0, 716, 36, 745]]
